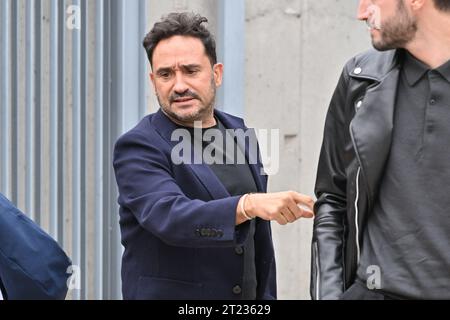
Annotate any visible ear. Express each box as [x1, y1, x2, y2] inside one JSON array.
[[213, 63, 224, 87], [150, 72, 157, 92]]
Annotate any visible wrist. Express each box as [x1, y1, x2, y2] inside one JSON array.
[[240, 193, 254, 220]]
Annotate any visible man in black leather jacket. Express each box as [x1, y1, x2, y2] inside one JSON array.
[[312, 0, 450, 300]]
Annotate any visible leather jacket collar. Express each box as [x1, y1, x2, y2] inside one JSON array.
[[349, 49, 404, 81]]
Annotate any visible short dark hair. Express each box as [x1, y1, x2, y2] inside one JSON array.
[[433, 0, 450, 11], [143, 12, 217, 67]]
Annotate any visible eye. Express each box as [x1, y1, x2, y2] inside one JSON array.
[[186, 69, 199, 75], [157, 70, 172, 79]]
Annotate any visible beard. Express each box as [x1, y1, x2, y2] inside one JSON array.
[[372, 0, 417, 51], [157, 77, 217, 124]]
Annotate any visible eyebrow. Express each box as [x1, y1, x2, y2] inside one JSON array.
[[181, 64, 201, 70], [156, 64, 201, 74]]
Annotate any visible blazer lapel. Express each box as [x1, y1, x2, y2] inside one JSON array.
[[152, 110, 230, 200], [152, 109, 266, 199]]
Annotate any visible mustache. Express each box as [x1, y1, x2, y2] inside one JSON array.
[[170, 90, 201, 103], [366, 17, 381, 30]]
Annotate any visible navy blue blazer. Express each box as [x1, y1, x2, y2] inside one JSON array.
[[113, 109, 276, 300], [0, 193, 71, 300]]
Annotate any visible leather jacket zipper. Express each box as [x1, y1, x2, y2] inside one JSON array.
[[314, 241, 320, 299], [354, 166, 361, 265], [350, 121, 368, 269]]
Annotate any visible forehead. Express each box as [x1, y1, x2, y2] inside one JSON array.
[[152, 35, 209, 67]]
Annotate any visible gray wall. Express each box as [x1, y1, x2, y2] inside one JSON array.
[[244, 0, 370, 299]]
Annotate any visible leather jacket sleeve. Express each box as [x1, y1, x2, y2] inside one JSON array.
[[311, 65, 352, 300]]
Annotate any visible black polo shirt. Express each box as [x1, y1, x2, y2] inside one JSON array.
[[357, 52, 450, 299]]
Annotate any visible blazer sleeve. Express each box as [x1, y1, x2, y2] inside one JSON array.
[[0, 194, 72, 300], [113, 131, 251, 248]]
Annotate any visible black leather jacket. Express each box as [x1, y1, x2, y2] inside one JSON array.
[[311, 49, 405, 300]]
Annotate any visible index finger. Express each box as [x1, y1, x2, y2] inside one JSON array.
[[291, 192, 315, 212]]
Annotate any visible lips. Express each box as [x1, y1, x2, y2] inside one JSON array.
[[173, 97, 194, 103]]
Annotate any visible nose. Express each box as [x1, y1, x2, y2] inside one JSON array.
[[173, 72, 189, 94], [357, 0, 371, 21]]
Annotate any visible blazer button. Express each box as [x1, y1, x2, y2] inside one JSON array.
[[235, 246, 244, 255], [232, 285, 242, 295], [200, 228, 209, 237]]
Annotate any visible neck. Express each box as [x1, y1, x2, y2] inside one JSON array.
[[405, 12, 450, 68]]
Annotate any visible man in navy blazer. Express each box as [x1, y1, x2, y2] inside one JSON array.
[[0, 193, 71, 300], [113, 12, 315, 300]]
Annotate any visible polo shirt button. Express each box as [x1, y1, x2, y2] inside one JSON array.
[[232, 285, 242, 295], [430, 99, 436, 105], [354, 67, 362, 75], [235, 246, 244, 255]]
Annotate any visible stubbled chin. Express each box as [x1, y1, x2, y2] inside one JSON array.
[[171, 104, 198, 115], [172, 107, 200, 120], [370, 32, 382, 46]]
